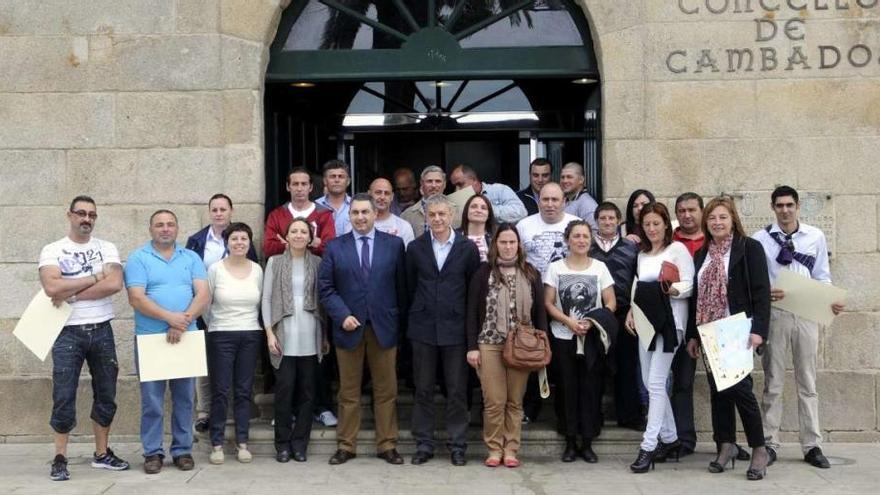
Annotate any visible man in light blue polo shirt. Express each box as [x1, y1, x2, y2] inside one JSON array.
[[124, 209, 210, 475]]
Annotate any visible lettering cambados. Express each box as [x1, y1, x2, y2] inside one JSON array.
[[38, 237, 120, 325], [665, 1, 880, 75]]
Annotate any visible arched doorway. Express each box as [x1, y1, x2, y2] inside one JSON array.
[[264, 0, 601, 208]]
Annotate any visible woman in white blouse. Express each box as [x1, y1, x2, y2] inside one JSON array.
[[205, 222, 263, 465], [262, 218, 327, 463], [625, 203, 694, 473]]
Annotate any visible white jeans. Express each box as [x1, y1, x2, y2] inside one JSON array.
[[639, 334, 679, 451]]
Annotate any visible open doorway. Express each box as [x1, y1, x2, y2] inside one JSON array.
[[264, 0, 601, 209]]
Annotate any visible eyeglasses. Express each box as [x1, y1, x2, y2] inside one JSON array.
[[70, 209, 98, 220]]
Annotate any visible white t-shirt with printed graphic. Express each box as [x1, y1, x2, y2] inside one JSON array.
[[516, 212, 580, 276], [374, 214, 415, 247], [543, 258, 615, 340], [39, 236, 120, 325]]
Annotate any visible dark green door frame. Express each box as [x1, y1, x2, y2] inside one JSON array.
[[268, 0, 598, 82]]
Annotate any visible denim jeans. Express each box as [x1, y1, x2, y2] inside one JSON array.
[[50, 321, 118, 433], [207, 330, 261, 446], [137, 344, 195, 458]]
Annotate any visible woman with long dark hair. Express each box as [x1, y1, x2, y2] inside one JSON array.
[[685, 197, 771, 480], [466, 223, 547, 468], [625, 203, 694, 473], [459, 194, 497, 263], [623, 189, 656, 244]]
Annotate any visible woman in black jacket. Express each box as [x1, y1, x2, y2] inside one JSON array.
[[685, 196, 772, 480], [466, 223, 547, 468]]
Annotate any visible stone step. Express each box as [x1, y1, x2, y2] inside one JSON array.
[[199, 420, 644, 457], [252, 389, 609, 423]]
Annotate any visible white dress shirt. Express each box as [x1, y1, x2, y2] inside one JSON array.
[[203, 227, 226, 268], [752, 222, 832, 284], [430, 228, 455, 271]]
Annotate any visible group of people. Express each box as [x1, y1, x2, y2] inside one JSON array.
[[39, 157, 843, 483]]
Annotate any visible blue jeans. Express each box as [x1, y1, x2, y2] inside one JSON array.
[[207, 330, 261, 446], [50, 321, 118, 433], [138, 350, 195, 458]]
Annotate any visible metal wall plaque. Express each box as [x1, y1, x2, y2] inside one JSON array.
[[733, 191, 835, 256]]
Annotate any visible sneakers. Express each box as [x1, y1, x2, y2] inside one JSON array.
[[50, 454, 70, 481], [91, 447, 130, 471], [209, 447, 225, 465], [315, 410, 338, 427], [237, 446, 253, 463], [194, 416, 209, 433]]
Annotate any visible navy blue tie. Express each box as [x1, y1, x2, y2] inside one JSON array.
[[360, 236, 371, 279]]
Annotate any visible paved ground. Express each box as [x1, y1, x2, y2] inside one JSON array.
[[3, 442, 879, 494]]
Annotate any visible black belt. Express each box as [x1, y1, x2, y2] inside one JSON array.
[[65, 321, 111, 331]]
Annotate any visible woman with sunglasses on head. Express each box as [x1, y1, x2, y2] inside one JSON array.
[[685, 196, 771, 480], [204, 222, 263, 465], [459, 194, 498, 263], [262, 218, 328, 463], [544, 220, 617, 463], [624, 202, 694, 473], [466, 223, 547, 468]]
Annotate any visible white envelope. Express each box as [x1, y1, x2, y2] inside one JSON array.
[[136, 330, 208, 382], [772, 269, 848, 326], [697, 312, 753, 392], [13, 290, 72, 361]]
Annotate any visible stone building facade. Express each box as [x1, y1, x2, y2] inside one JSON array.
[[0, 0, 878, 441]]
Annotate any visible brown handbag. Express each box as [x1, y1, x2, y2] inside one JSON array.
[[503, 322, 552, 371], [659, 260, 680, 294]]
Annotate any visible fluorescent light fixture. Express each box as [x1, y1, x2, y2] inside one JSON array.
[[571, 78, 596, 85], [454, 112, 539, 123], [341, 112, 538, 127], [342, 114, 387, 126], [430, 81, 450, 87], [290, 82, 315, 88]]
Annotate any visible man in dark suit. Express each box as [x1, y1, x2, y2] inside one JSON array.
[[318, 193, 407, 466], [406, 195, 481, 466]]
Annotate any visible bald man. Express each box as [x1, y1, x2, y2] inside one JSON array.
[[370, 178, 415, 246], [559, 162, 598, 230], [516, 183, 580, 276], [515, 182, 580, 423]]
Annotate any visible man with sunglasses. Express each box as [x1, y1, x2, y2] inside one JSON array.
[[39, 196, 128, 481], [753, 185, 845, 469]]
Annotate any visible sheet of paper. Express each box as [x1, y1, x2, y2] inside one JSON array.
[[698, 312, 752, 392], [136, 330, 208, 382], [716, 317, 754, 371], [630, 302, 655, 352], [13, 290, 72, 361], [773, 269, 848, 326], [538, 367, 550, 399]]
